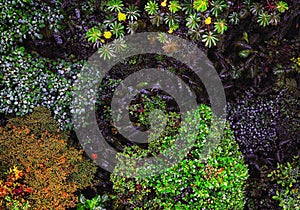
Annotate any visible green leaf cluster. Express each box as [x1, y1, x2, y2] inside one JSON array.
[[77, 194, 109, 210]]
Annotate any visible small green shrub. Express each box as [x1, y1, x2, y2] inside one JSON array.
[[290, 56, 300, 73], [268, 156, 300, 210], [76, 194, 109, 210], [128, 93, 172, 131], [0, 107, 97, 209], [273, 48, 300, 94], [111, 105, 249, 209]]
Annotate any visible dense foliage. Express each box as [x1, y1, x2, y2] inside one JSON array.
[[0, 47, 84, 129], [268, 156, 300, 210], [111, 105, 249, 209], [0, 0, 298, 209], [85, 0, 289, 60], [0, 0, 63, 53], [228, 89, 300, 163], [0, 166, 32, 209], [0, 107, 97, 209]]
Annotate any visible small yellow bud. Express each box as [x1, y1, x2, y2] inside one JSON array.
[[103, 31, 112, 39], [118, 12, 127, 21], [161, 0, 167, 7], [205, 17, 212, 25]]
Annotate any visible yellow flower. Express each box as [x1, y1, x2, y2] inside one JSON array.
[[100, 39, 105, 43], [205, 17, 212, 25], [291, 57, 300, 66], [168, 24, 178, 33], [118, 12, 126, 21], [161, 0, 167, 7], [103, 31, 112, 39], [11, 165, 23, 180], [296, 57, 300, 66]]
